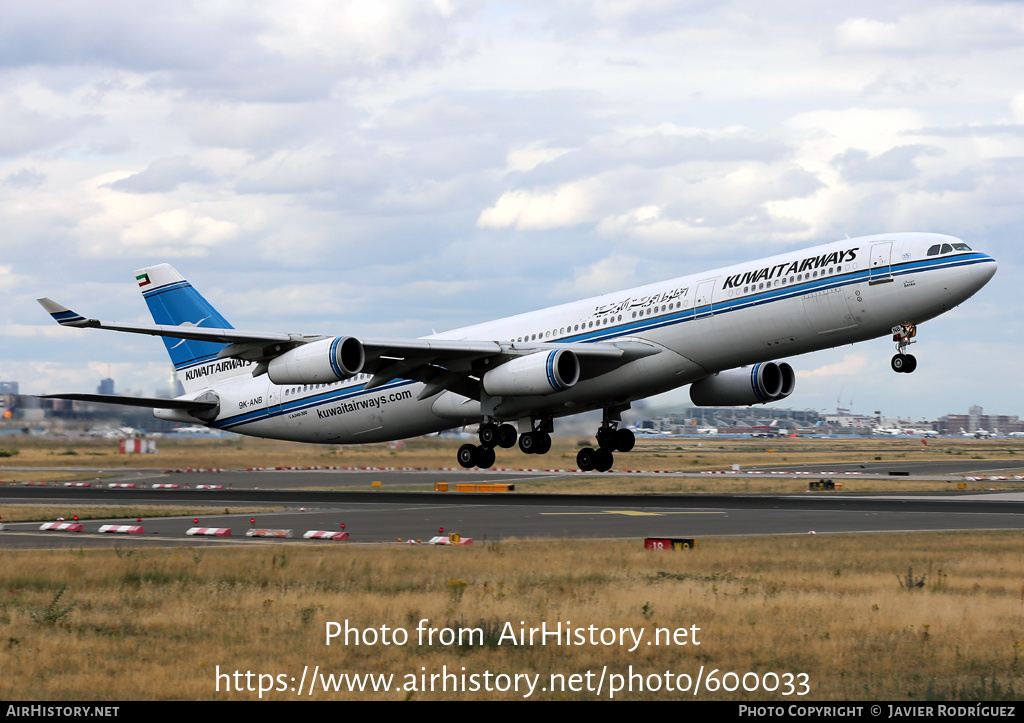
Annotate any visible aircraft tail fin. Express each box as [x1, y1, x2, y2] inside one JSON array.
[[136, 264, 248, 393]]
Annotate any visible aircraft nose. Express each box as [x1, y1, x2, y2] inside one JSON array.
[[973, 254, 997, 289]]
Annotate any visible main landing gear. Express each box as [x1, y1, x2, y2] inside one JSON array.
[[576, 405, 634, 472], [891, 323, 918, 374], [455, 407, 635, 471], [456, 420, 519, 469], [576, 426, 634, 472]]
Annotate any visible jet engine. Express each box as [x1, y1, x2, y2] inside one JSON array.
[[482, 350, 580, 396], [267, 336, 365, 385], [689, 361, 795, 406]]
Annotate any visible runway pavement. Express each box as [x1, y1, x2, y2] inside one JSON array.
[[2, 464, 1024, 548]]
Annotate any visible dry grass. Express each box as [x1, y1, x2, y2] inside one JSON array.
[[3, 435, 1024, 472], [1, 532, 1023, 700]]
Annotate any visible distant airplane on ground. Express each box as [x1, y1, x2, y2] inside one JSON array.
[[38, 232, 995, 471], [873, 426, 905, 436], [901, 428, 939, 437]]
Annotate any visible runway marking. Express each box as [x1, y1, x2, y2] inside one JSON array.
[[540, 510, 727, 517]]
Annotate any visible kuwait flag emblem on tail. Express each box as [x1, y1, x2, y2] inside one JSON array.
[[136, 272, 151, 287]]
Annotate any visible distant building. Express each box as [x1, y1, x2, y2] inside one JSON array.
[[937, 407, 1024, 435], [97, 378, 115, 395]]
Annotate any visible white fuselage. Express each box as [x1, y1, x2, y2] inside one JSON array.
[[162, 232, 995, 444]]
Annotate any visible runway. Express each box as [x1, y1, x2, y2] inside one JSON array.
[[2, 466, 1024, 548]]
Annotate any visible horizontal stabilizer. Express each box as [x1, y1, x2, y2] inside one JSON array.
[[38, 394, 218, 411]]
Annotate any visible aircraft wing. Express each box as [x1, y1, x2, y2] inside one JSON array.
[[355, 337, 650, 401], [38, 298, 656, 401], [38, 297, 300, 345]]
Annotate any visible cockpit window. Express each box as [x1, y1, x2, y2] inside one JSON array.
[[928, 242, 972, 256]]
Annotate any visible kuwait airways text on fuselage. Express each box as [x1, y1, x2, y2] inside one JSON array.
[[722, 248, 859, 290]]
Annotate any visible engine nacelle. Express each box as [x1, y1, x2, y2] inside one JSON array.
[[482, 350, 580, 397], [267, 337, 365, 385], [689, 361, 795, 406]]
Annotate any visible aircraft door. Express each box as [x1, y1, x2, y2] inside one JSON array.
[[267, 383, 282, 415], [694, 279, 716, 319], [869, 242, 893, 284]]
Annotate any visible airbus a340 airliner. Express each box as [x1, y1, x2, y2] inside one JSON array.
[[39, 232, 995, 471]]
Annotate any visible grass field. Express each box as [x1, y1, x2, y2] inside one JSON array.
[[1, 533, 1022, 700], [2, 435, 1023, 701], [3, 434, 1024, 471]]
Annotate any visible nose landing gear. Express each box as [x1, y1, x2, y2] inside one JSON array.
[[891, 323, 918, 374]]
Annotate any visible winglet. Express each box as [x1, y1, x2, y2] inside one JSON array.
[[37, 298, 94, 327]]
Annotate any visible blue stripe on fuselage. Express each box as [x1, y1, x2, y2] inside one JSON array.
[[213, 379, 416, 430]]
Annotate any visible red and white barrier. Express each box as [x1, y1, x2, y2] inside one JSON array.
[[152, 484, 180, 489], [40, 522, 84, 532], [245, 528, 293, 538], [107, 483, 137, 489], [163, 468, 226, 473], [196, 484, 224, 490], [186, 527, 231, 537], [119, 438, 158, 454], [99, 524, 144, 534], [63, 482, 92, 487], [303, 530, 350, 541]]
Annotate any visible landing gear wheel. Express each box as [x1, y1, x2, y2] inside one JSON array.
[[615, 428, 635, 452], [497, 424, 517, 448], [457, 443, 479, 469], [594, 448, 614, 472], [577, 447, 596, 471], [596, 428, 617, 451], [891, 354, 917, 373], [478, 423, 498, 447], [477, 446, 495, 469], [519, 431, 551, 455]]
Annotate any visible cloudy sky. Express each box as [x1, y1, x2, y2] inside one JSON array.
[[2, 0, 1021, 423]]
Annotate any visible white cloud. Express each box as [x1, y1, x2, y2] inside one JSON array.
[[477, 181, 599, 230], [836, 6, 1024, 53], [799, 353, 871, 379], [505, 143, 577, 173], [0, 0, 1018, 417], [551, 255, 639, 298]]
